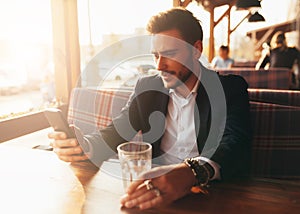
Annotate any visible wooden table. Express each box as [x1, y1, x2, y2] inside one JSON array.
[[0, 145, 299, 214]]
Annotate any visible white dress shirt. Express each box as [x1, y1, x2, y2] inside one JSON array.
[[160, 81, 221, 180]]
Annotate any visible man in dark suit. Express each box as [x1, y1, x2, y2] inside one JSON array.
[[49, 8, 251, 210]]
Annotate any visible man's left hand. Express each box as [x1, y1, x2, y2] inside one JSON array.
[[120, 163, 197, 210]]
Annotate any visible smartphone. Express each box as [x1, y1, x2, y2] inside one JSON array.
[[44, 108, 75, 138]]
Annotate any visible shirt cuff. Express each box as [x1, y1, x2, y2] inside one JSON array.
[[198, 156, 221, 180]]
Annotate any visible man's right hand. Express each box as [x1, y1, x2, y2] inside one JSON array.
[[48, 130, 89, 162]]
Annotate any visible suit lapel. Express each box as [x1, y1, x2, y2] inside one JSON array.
[[154, 84, 169, 116], [195, 78, 211, 153], [142, 77, 169, 157]]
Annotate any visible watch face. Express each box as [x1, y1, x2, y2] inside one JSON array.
[[198, 165, 209, 183], [191, 160, 209, 185]]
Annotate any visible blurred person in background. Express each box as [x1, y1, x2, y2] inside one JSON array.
[[211, 45, 234, 69], [256, 31, 300, 88]]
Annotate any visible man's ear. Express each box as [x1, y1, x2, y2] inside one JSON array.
[[193, 40, 203, 59]]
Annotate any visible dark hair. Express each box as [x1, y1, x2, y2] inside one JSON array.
[[270, 31, 287, 49], [146, 7, 203, 45], [220, 45, 229, 52], [275, 32, 286, 44]]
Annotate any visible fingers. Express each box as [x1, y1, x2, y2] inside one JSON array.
[[122, 190, 162, 209], [53, 144, 82, 156], [48, 131, 67, 140], [52, 138, 78, 148], [47, 127, 89, 163], [53, 143, 89, 162], [57, 153, 89, 162], [138, 194, 163, 210], [50, 136, 89, 162], [126, 179, 145, 194], [120, 183, 163, 210], [120, 183, 146, 205]]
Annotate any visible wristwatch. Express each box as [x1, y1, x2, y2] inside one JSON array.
[[184, 158, 212, 187]]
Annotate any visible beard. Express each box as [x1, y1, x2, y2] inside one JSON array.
[[161, 54, 195, 89], [161, 68, 193, 89]]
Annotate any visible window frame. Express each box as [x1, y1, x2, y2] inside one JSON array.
[[0, 0, 80, 143]]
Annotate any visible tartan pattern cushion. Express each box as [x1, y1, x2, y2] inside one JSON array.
[[250, 101, 300, 178], [68, 88, 131, 134], [217, 68, 292, 89], [248, 88, 300, 107]]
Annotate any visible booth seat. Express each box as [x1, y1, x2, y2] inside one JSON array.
[[68, 87, 300, 179], [232, 60, 257, 68], [217, 68, 292, 89], [250, 101, 300, 178], [248, 88, 300, 107]]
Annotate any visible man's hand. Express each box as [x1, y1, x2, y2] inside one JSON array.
[[120, 163, 197, 210], [48, 126, 89, 162]]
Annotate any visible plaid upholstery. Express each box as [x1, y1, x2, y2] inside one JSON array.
[[250, 101, 300, 178], [217, 68, 292, 89], [68, 88, 131, 134], [249, 88, 300, 107], [68, 88, 300, 178]]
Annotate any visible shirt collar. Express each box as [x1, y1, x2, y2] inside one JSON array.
[[169, 79, 200, 98]]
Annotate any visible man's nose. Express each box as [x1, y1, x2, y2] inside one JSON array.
[[156, 56, 167, 71]]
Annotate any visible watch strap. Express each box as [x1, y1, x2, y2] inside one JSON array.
[[184, 158, 210, 187]]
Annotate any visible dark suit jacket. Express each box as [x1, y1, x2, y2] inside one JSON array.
[[86, 64, 252, 180]]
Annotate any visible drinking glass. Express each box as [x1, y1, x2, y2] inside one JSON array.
[[117, 142, 152, 191]]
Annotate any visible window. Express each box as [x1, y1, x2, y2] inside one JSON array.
[[0, 1, 55, 121], [77, 0, 172, 89]]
